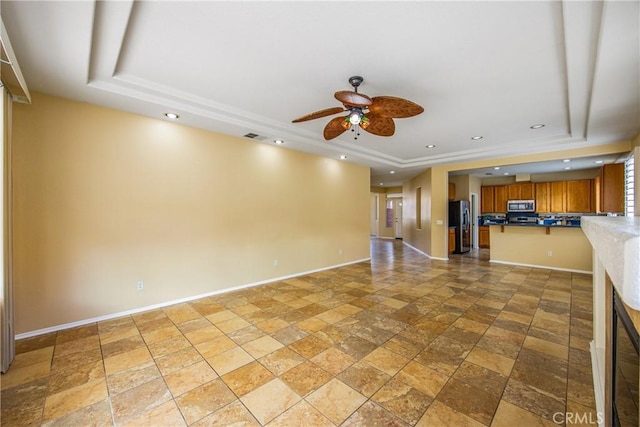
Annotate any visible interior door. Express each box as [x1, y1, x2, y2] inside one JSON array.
[[394, 200, 403, 239]]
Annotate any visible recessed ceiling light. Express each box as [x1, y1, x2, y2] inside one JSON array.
[[471, 136, 483, 140], [379, 182, 384, 186], [562, 159, 571, 163], [564, 166, 571, 170], [595, 160, 604, 164], [389, 170, 395, 174], [425, 144, 436, 148], [338, 155, 347, 160], [164, 113, 179, 119], [530, 124, 545, 129], [274, 139, 284, 145], [503, 172, 509, 175], [493, 167, 501, 170]]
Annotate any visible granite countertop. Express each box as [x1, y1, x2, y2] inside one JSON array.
[[486, 223, 581, 228], [581, 216, 640, 310]]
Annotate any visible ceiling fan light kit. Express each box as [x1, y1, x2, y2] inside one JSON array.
[[292, 76, 423, 141]]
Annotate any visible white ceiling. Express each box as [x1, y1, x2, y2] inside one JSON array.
[[2, 1, 639, 186]]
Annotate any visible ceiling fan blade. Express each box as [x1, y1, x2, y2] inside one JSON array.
[[323, 116, 349, 140], [292, 107, 345, 123], [334, 91, 373, 107], [369, 96, 424, 118], [362, 114, 395, 137]]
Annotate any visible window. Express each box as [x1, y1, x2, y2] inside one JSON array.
[[625, 155, 634, 217]]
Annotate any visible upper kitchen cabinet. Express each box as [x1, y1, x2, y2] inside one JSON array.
[[550, 181, 567, 213], [481, 186, 495, 213], [494, 185, 508, 213], [535, 182, 551, 213], [599, 163, 625, 213], [481, 185, 507, 213], [507, 183, 535, 200], [566, 180, 593, 213], [448, 182, 456, 201]]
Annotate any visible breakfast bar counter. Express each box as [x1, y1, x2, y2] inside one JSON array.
[[488, 224, 592, 273]]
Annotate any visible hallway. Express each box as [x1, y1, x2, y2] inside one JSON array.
[[1, 238, 596, 426]]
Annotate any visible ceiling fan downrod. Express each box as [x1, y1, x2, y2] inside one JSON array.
[[348, 75, 364, 93]]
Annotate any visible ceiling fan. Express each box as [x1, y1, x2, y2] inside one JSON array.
[[292, 76, 424, 140]]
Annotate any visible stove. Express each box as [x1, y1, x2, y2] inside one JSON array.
[[506, 212, 539, 224]]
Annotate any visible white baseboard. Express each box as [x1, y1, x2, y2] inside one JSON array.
[[16, 257, 371, 340], [401, 241, 448, 261], [489, 259, 592, 274]]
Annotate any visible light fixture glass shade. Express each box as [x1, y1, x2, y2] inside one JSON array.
[[349, 111, 361, 125]]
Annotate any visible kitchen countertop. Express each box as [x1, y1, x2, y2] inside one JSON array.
[[581, 216, 640, 310], [485, 222, 581, 228]]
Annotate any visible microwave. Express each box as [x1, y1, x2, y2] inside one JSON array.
[[507, 200, 535, 212]]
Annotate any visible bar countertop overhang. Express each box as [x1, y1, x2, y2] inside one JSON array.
[[581, 216, 640, 310]]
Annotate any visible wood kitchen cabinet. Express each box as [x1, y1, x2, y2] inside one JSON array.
[[593, 175, 601, 213], [520, 183, 535, 199], [599, 163, 625, 213], [448, 182, 456, 201], [566, 180, 593, 213], [550, 181, 567, 213], [535, 182, 551, 213], [494, 185, 508, 213], [479, 226, 490, 248], [481, 185, 507, 213], [481, 186, 495, 213], [507, 184, 520, 200], [507, 182, 535, 200]]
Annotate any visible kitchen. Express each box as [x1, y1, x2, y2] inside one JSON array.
[[448, 159, 629, 273]]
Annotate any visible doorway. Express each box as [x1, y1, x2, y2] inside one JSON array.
[[386, 196, 403, 239]]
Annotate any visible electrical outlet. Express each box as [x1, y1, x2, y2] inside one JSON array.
[[273, 259, 278, 267], [137, 281, 144, 290], [339, 249, 343, 255], [547, 251, 552, 257]]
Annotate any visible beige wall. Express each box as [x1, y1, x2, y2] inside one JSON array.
[[489, 226, 592, 272], [449, 174, 481, 202], [12, 93, 371, 334], [402, 169, 436, 257]]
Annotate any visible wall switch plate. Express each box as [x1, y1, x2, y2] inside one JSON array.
[[137, 281, 144, 290]]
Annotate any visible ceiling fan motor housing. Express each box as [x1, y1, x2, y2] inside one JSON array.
[[349, 76, 364, 91]]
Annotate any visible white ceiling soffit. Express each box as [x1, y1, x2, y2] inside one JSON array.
[[2, 1, 639, 185], [0, 18, 30, 103]]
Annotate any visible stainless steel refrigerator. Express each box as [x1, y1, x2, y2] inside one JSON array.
[[449, 200, 471, 254]]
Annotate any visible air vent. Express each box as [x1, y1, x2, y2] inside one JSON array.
[[243, 132, 267, 141]]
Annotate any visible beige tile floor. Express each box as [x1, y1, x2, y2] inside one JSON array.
[[1, 238, 598, 426]]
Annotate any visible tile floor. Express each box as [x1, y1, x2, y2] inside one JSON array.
[[1, 238, 598, 426]]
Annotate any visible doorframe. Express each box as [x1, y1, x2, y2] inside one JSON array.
[[470, 192, 479, 249]]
